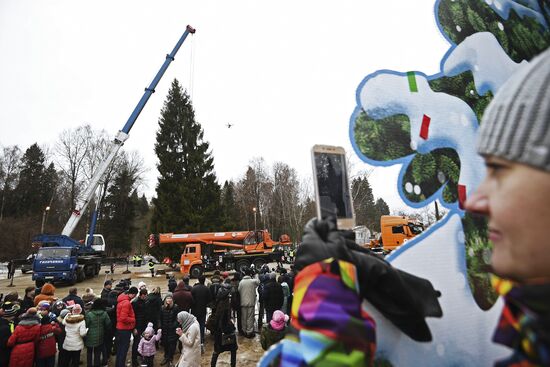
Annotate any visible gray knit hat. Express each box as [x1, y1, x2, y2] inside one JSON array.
[[477, 47, 550, 171]]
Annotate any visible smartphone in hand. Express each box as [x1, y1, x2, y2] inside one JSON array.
[[311, 145, 355, 230]]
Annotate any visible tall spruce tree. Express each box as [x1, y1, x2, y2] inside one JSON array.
[[220, 180, 239, 230], [151, 79, 221, 259], [352, 176, 376, 230]]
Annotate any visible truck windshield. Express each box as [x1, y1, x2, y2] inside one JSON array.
[[243, 232, 258, 245], [36, 248, 71, 260], [408, 223, 424, 235]]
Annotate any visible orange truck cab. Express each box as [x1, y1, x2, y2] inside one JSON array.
[[375, 215, 424, 252]]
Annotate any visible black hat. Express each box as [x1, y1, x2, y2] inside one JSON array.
[[91, 298, 106, 310], [127, 286, 138, 295]]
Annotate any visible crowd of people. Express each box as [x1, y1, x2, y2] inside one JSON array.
[[0, 264, 296, 367]]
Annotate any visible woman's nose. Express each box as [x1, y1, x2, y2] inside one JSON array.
[[464, 192, 489, 215]]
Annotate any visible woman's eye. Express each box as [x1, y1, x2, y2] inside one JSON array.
[[486, 162, 506, 175]]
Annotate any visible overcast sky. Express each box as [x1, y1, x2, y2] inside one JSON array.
[[0, 0, 449, 212]]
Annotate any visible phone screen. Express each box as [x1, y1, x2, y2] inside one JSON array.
[[313, 151, 353, 220]]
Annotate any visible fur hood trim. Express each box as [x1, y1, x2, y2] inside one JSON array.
[[65, 314, 85, 324]]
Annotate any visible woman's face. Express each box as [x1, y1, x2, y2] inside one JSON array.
[[465, 156, 550, 282], [165, 297, 173, 307]]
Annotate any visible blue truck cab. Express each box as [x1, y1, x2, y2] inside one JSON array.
[[32, 234, 102, 286], [33, 246, 78, 284]]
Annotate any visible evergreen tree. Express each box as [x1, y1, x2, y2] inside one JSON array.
[[373, 198, 390, 232], [13, 143, 53, 217], [220, 181, 239, 230], [103, 165, 136, 255], [352, 176, 376, 230], [150, 79, 221, 259]]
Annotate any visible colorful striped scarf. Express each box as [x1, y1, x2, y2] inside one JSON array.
[[492, 277, 550, 367], [259, 257, 376, 367]]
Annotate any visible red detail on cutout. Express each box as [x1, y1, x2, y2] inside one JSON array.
[[458, 184, 467, 210], [73, 210, 81, 216], [420, 114, 431, 140]]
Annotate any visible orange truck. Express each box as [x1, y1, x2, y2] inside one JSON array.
[[148, 230, 291, 278], [369, 215, 424, 254]]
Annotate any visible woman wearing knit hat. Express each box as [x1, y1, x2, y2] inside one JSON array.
[[175, 311, 201, 367], [260, 310, 289, 351], [7, 307, 41, 367], [465, 47, 550, 366]]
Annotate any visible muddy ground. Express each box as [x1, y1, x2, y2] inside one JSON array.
[[0, 264, 274, 366]]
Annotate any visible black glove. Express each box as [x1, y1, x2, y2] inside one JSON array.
[[295, 217, 442, 342]]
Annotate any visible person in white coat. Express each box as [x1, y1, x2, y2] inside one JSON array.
[[175, 311, 201, 367], [62, 304, 88, 367]]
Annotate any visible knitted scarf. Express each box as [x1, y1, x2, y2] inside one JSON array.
[[492, 277, 550, 367]]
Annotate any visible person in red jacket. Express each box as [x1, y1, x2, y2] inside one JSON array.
[[7, 307, 41, 367], [36, 301, 62, 367], [116, 286, 138, 367]]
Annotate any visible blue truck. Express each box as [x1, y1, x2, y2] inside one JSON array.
[[32, 25, 196, 286]]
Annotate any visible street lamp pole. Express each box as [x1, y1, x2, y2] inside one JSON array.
[[40, 206, 50, 233], [253, 207, 257, 233]]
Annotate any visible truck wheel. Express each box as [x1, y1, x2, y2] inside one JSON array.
[[253, 258, 266, 269], [235, 259, 250, 274], [190, 266, 203, 279], [76, 268, 85, 282]]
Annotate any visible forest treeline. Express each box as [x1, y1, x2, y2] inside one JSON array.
[[0, 79, 390, 261]]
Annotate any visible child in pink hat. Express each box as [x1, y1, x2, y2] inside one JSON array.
[[261, 310, 289, 350], [137, 322, 162, 367]]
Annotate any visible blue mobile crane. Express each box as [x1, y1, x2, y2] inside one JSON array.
[[31, 25, 196, 286]]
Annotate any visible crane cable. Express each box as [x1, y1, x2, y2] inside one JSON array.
[[188, 33, 196, 100]]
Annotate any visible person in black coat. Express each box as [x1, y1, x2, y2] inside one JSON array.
[[0, 301, 19, 367], [62, 287, 85, 310], [100, 280, 112, 301], [20, 287, 35, 314], [257, 272, 269, 330], [263, 272, 284, 325], [145, 287, 163, 330], [103, 283, 122, 365], [159, 295, 179, 365], [210, 280, 237, 367], [167, 276, 177, 294], [191, 275, 211, 350], [131, 289, 148, 366]]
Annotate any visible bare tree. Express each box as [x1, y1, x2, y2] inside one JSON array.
[[55, 124, 93, 213], [0, 145, 21, 221]]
